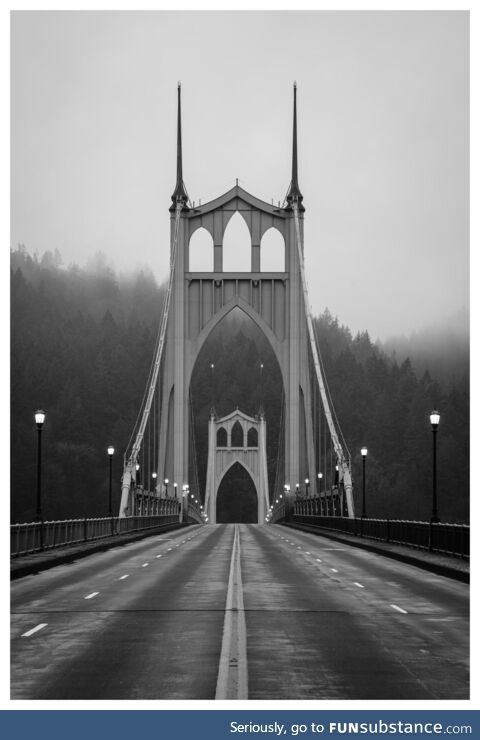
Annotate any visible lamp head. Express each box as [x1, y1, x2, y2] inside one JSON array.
[[361, 447, 368, 457], [317, 472, 323, 479], [430, 410, 440, 429], [35, 410, 46, 427], [107, 445, 114, 456]]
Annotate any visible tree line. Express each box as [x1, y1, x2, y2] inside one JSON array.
[[11, 246, 469, 524]]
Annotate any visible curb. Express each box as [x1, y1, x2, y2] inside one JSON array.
[[11, 522, 193, 580], [281, 521, 469, 584]]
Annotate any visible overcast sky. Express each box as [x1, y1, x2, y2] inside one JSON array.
[[11, 11, 468, 340]]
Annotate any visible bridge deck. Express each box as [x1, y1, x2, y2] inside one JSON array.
[[11, 524, 468, 700]]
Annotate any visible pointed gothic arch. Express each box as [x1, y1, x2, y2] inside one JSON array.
[[222, 211, 251, 272]]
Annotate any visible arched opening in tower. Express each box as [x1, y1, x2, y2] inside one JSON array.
[[189, 305, 284, 508], [216, 462, 258, 523]]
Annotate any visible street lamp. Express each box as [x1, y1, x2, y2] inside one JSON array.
[[430, 411, 440, 523], [164, 477, 169, 497], [305, 477, 310, 498], [361, 447, 367, 518], [34, 411, 46, 536], [152, 471, 157, 492], [107, 445, 114, 519], [174, 482, 178, 499]]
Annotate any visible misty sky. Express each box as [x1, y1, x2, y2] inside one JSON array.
[[11, 11, 468, 340]]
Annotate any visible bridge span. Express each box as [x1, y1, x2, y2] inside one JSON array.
[[11, 523, 468, 700]]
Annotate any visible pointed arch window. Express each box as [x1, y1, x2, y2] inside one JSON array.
[[217, 427, 227, 448], [260, 227, 285, 272], [222, 212, 251, 272], [247, 427, 258, 447], [189, 227, 214, 272], [231, 420, 244, 448]]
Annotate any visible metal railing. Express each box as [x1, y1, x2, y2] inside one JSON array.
[[289, 513, 469, 558], [11, 508, 184, 557]]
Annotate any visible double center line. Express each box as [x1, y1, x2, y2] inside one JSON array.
[[215, 524, 248, 700]]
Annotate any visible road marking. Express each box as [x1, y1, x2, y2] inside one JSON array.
[[305, 551, 310, 554], [391, 604, 408, 614], [142, 563, 149, 567], [353, 582, 364, 588], [320, 548, 346, 551], [215, 524, 248, 700], [156, 554, 162, 558], [167, 548, 172, 551], [330, 568, 338, 573], [21, 623, 47, 637], [297, 546, 302, 549], [316, 558, 322, 563], [84, 592, 99, 600], [119, 575, 129, 580]]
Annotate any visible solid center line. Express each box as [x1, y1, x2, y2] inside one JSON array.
[[353, 582, 364, 588], [21, 623, 47, 637], [391, 604, 408, 614], [215, 524, 248, 700], [84, 592, 99, 600], [119, 575, 129, 580]]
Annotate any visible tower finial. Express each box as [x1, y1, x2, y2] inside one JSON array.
[[286, 82, 304, 211], [171, 82, 189, 209]]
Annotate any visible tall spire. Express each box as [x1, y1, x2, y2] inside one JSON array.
[[286, 81, 304, 210], [171, 82, 189, 208]]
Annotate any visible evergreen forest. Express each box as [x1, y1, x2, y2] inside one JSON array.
[[11, 246, 469, 524]]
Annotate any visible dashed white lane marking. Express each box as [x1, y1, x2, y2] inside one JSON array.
[[330, 568, 338, 573], [142, 563, 149, 567], [156, 554, 162, 558], [391, 604, 408, 614], [297, 546, 302, 549], [353, 582, 364, 588], [305, 551, 310, 554], [167, 548, 172, 551], [84, 592, 99, 600], [316, 558, 322, 563], [21, 623, 47, 637], [119, 575, 129, 580]]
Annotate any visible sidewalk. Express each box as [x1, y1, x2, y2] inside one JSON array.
[[282, 521, 469, 583], [11, 521, 192, 580]]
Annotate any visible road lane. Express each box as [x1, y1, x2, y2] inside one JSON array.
[[11, 524, 233, 699], [242, 525, 468, 699], [11, 522, 468, 700]]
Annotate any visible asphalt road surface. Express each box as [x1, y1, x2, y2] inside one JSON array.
[[11, 523, 468, 700]]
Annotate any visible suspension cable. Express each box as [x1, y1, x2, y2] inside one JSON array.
[[123, 202, 182, 472], [292, 201, 355, 516]]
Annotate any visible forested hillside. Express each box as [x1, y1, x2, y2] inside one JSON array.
[[11, 247, 469, 524]]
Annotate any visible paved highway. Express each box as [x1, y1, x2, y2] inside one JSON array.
[[11, 524, 468, 699]]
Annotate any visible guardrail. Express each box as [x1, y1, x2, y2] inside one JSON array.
[[289, 514, 469, 558], [11, 508, 183, 557]]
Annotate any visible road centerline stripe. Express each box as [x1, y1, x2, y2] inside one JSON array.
[[215, 524, 248, 700], [119, 575, 129, 580], [353, 582, 364, 588], [84, 592, 99, 600], [21, 623, 47, 637]]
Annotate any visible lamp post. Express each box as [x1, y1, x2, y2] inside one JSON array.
[[164, 477, 169, 497], [305, 477, 310, 498], [35, 411, 46, 548], [361, 447, 367, 518], [430, 411, 440, 523], [107, 445, 114, 531], [317, 472, 323, 515]]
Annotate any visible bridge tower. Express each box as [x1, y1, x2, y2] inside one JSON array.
[[120, 83, 354, 520]]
